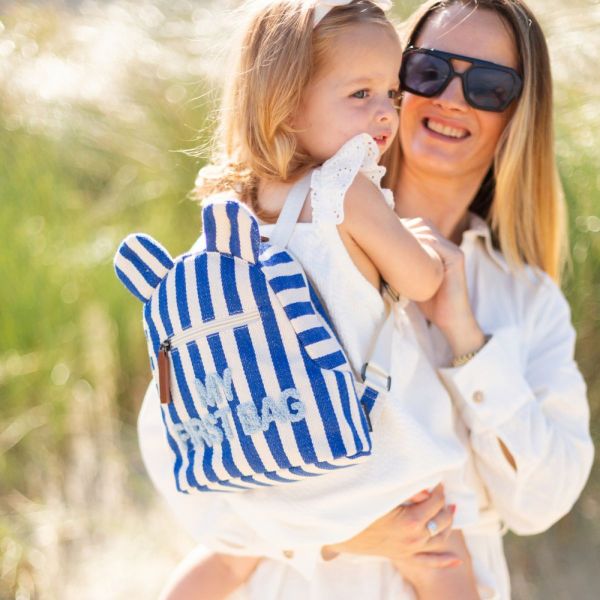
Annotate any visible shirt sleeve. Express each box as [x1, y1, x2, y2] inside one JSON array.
[[438, 278, 594, 535]]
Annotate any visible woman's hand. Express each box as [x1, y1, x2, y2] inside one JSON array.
[[322, 484, 461, 569], [401, 218, 486, 358]]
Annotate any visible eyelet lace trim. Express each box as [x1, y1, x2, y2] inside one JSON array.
[[310, 133, 394, 225]]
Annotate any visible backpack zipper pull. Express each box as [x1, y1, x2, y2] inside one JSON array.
[[158, 340, 172, 404]]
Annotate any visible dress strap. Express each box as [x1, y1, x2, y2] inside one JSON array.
[[269, 171, 312, 248]]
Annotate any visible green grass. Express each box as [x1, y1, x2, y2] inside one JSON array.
[[0, 1, 598, 598]]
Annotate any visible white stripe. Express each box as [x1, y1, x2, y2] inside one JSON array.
[[206, 255, 229, 319], [272, 286, 312, 307], [262, 259, 304, 279], [128, 235, 170, 282], [288, 313, 320, 331], [214, 207, 232, 256], [235, 261, 259, 314], [237, 209, 256, 263], [119, 260, 154, 301]]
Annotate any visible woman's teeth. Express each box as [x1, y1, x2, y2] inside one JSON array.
[[425, 119, 468, 139]]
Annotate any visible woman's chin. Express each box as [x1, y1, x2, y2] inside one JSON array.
[[406, 147, 475, 179]]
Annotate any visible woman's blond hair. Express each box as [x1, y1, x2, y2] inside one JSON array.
[[196, 0, 397, 220], [383, 0, 566, 281]]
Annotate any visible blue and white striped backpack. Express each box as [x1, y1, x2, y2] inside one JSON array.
[[114, 174, 394, 493]]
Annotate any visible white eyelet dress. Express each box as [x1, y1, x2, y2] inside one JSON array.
[[137, 135, 503, 599]]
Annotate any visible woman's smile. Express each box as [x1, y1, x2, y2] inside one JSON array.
[[422, 117, 471, 141]]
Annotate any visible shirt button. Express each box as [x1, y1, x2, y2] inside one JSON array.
[[473, 390, 484, 404], [282, 550, 294, 559]]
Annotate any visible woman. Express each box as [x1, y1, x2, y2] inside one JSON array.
[[139, 1, 593, 598]]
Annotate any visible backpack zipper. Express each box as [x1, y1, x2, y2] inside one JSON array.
[[157, 309, 260, 404]]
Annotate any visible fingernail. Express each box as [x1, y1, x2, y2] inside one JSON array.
[[448, 504, 456, 515]]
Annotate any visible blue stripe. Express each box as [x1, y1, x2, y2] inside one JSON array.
[[269, 274, 306, 293], [186, 341, 245, 482], [334, 370, 363, 453], [175, 261, 191, 329], [262, 471, 297, 483], [239, 475, 271, 488], [209, 329, 269, 473], [262, 251, 294, 266], [221, 255, 243, 315], [203, 205, 217, 252], [249, 267, 319, 465], [315, 350, 347, 369], [158, 279, 174, 338], [298, 326, 331, 346], [360, 385, 379, 414], [195, 253, 215, 322], [299, 345, 347, 460], [284, 302, 315, 319], [115, 266, 147, 303], [145, 302, 186, 492], [249, 218, 260, 264], [119, 244, 161, 288], [288, 466, 322, 477], [227, 202, 241, 258], [137, 235, 174, 270], [171, 348, 217, 486]]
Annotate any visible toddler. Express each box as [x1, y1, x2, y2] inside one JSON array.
[[143, 1, 493, 598]]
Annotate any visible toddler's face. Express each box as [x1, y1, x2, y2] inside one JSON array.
[[293, 23, 402, 163]]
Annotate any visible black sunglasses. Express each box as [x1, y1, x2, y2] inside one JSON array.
[[400, 46, 523, 112]]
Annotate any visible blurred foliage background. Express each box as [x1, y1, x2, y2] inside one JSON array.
[[0, 0, 598, 598]]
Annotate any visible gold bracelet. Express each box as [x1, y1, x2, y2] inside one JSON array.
[[451, 335, 491, 368]]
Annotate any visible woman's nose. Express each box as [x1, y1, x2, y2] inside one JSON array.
[[433, 74, 469, 112]]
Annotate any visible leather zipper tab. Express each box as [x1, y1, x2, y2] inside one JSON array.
[[158, 341, 172, 404]]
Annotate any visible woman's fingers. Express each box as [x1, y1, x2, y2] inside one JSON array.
[[423, 504, 454, 541], [411, 552, 463, 569], [407, 483, 446, 523]]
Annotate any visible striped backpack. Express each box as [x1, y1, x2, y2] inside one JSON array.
[[113, 175, 394, 493]]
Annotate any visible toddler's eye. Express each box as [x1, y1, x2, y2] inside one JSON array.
[[388, 89, 400, 99], [351, 90, 369, 99]]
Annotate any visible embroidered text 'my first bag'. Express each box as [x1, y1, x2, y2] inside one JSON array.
[[114, 181, 392, 493]]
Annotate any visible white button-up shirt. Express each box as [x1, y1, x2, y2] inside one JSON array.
[[137, 214, 593, 599]]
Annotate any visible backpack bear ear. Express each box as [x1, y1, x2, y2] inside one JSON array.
[[203, 200, 260, 264], [113, 233, 174, 302]]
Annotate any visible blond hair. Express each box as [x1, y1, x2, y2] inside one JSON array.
[[383, 0, 566, 281], [196, 0, 397, 220]]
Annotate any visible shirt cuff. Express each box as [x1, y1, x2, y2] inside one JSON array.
[[438, 327, 533, 434]]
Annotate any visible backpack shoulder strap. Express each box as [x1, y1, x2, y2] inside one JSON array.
[[269, 171, 312, 249]]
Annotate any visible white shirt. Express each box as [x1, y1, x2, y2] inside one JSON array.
[[137, 205, 593, 598]]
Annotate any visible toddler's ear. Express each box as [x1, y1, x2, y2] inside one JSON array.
[[113, 233, 174, 302], [203, 200, 260, 264]]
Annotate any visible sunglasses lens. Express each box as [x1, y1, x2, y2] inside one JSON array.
[[402, 53, 450, 96], [466, 67, 516, 111]]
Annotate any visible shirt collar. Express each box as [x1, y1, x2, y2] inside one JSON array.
[[462, 212, 510, 273]]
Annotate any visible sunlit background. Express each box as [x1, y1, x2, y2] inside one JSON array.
[[0, 0, 598, 598]]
